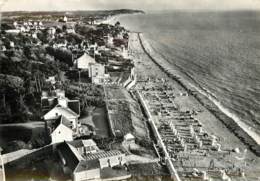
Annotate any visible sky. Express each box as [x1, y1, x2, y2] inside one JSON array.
[[1, 0, 260, 11]]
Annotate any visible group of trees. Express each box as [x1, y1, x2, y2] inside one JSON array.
[[0, 31, 73, 123], [46, 46, 73, 66], [64, 82, 105, 110]]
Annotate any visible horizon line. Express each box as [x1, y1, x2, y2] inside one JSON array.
[[2, 8, 260, 13]]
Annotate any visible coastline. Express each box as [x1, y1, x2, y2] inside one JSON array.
[[98, 12, 142, 25], [136, 32, 260, 156]]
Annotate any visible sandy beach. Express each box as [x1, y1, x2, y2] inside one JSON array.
[[128, 32, 260, 180]]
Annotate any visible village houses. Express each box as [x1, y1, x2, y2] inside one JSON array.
[[42, 89, 81, 144]]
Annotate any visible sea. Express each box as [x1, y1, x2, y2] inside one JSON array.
[[111, 11, 260, 136]]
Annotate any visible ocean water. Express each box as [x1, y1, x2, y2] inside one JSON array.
[[113, 11, 260, 134]]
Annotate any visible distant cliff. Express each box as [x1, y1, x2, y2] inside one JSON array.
[[2, 9, 145, 19]]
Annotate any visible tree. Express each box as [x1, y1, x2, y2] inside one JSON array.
[[24, 46, 32, 58], [62, 25, 67, 32], [115, 21, 121, 27], [56, 27, 62, 34]]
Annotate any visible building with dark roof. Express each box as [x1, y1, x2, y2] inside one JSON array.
[[56, 140, 127, 181]]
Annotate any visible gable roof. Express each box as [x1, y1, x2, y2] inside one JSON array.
[[67, 143, 85, 161], [44, 106, 79, 120], [68, 100, 80, 115], [124, 133, 135, 140], [52, 116, 74, 131], [57, 142, 83, 172], [75, 53, 95, 70]]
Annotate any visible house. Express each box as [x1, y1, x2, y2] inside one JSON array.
[[43, 105, 79, 130], [88, 63, 106, 84], [32, 33, 37, 39], [58, 97, 81, 115], [41, 89, 80, 115], [64, 16, 68, 23], [20, 26, 26, 32], [66, 27, 75, 34], [47, 27, 56, 36], [124, 133, 135, 144], [107, 35, 114, 47], [41, 89, 65, 111], [1, 46, 6, 51], [9, 41, 15, 48], [50, 116, 74, 144], [74, 53, 95, 70], [57, 140, 127, 181], [13, 21, 18, 27], [45, 76, 56, 85]]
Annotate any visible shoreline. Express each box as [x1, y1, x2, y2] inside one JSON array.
[[136, 32, 260, 156], [98, 12, 142, 25]]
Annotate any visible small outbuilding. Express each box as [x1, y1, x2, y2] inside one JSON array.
[[124, 133, 135, 144]]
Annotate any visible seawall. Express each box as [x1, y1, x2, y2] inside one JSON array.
[[136, 90, 181, 181]]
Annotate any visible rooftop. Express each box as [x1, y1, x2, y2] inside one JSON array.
[[52, 115, 73, 130], [85, 150, 123, 161], [44, 105, 79, 120]]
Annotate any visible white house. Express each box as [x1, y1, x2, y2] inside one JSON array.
[[44, 105, 79, 130], [10, 41, 15, 48], [74, 53, 95, 70], [88, 63, 106, 84], [32, 33, 38, 39], [66, 27, 75, 34], [107, 35, 114, 47], [13, 21, 18, 27], [64, 16, 68, 22], [88, 63, 105, 78], [47, 27, 56, 36], [20, 26, 26, 32], [51, 116, 74, 144]]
